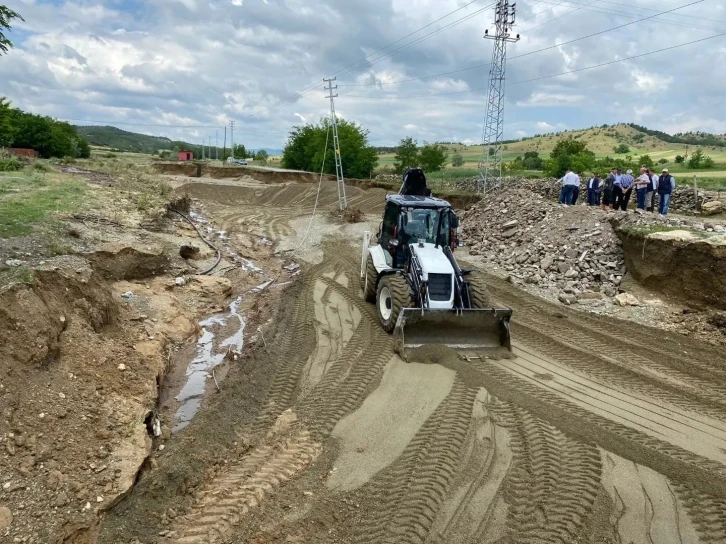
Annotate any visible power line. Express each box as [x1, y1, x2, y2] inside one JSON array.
[[332, 3, 495, 83], [341, 30, 726, 100], [340, 0, 706, 95], [246, 0, 491, 115], [529, 0, 725, 32]]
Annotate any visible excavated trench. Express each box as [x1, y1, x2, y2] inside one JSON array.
[[91, 177, 726, 544]]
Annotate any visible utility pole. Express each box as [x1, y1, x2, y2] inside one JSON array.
[[230, 120, 236, 159], [215, 130, 219, 161], [324, 77, 347, 210], [478, 0, 519, 193], [223, 126, 227, 163], [201, 139, 205, 160]]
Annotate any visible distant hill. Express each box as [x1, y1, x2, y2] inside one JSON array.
[[75, 126, 176, 154], [74, 125, 284, 157]]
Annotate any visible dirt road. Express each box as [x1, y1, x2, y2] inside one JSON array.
[[99, 177, 726, 544]]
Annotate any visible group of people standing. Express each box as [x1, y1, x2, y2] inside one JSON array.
[[559, 166, 676, 215]]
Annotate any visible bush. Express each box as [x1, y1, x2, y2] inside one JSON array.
[[32, 161, 51, 172], [0, 157, 21, 171], [658, 158, 668, 164], [613, 143, 630, 154], [675, 155, 685, 164]]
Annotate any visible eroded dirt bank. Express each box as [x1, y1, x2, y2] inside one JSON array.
[[89, 176, 726, 544], [617, 226, 726, 310]]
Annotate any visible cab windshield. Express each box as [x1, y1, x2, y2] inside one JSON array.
[[401, 207, 450, 246]]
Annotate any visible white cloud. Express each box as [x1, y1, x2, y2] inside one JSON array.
[[517, 92, 585, 107], [1, 0, 724, 148]]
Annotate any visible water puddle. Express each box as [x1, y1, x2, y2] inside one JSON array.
[[173, 296, 245, 432]]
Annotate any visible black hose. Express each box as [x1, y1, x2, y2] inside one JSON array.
[[167, 208, 222, 275]]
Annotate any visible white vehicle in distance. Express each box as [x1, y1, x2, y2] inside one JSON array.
[[226, 157, 248, 166]]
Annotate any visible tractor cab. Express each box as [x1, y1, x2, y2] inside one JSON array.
[[378, 195, 459, 269]]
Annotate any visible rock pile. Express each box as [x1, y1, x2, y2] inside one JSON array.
[[453, 176, 718, 213], [460, 189, 626, 303]]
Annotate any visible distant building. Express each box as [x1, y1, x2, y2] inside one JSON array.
[[178, 150, 194, 161], [9, 148, 39, 158]]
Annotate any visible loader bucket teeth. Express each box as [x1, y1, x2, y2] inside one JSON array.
[[393, 307, 512, 353]]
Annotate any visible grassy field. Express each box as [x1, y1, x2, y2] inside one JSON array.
[[0, 170, 86, 237]]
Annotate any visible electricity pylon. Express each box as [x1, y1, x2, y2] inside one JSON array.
[[478, 0, 519, 193]]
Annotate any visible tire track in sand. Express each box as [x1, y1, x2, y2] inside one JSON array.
[[174, 411, 322, 544], [298, 274, 395, 439], [488, 401, 602, 543], [424, 392, 512, 544], [672, 483, 726, 543], [486, 277, 726, 410], [350, 377, 477, 544]]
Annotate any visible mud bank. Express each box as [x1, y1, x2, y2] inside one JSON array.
[[154, 162, 332, 184], [155, 162, 481, 209], [617, 226, 726, 309]]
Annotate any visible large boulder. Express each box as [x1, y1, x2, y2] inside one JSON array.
[[701, 200, 725, 216]]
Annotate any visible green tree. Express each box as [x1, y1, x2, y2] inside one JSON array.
[[233, 143, 248, 160], [703, 156, 715, 168], [0, 6, 23, 55], [657, 158, 668, 165], [451, 152, 464, 167], [675, 155, 685, 164], [281, 118, 377, 178], [254, 149, 269, 163], [638, 155, 654, 168], [544, 137, 595, 177], [0, 97, 15, 147], [613, 143, 630, 154], [522, 150, 544, 170], [418, 143, 448, 172], [688, 148, 705, 168], [393, 137, 419, 174]]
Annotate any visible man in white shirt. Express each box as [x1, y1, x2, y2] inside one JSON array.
[[634, 167, 651, 212], [558, 168, 580, 205]]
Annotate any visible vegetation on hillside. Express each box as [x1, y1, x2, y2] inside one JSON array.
[[281, 118, 378, 178], [392, 138, 448, 174], [1, 98, 91, 158]]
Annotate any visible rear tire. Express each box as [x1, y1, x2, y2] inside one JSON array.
[[466, 271, 492, 308], [376, 274, 412, 333], [362, 254, 377, 303]]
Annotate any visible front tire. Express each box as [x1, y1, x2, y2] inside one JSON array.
[[376, 274, 412, 333], [466, 271, 492, 308], [362, 254, 377, 303]]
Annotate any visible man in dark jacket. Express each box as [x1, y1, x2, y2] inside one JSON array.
[[602, 168, 616, 210], [587, 172, 601, 206], [657, 168, 676, 215]]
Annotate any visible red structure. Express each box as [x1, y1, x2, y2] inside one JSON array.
[[178, 150, 193, 161], [9, 148, 39, 158]]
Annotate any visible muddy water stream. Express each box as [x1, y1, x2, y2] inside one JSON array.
[[171, 210, 279, 432]]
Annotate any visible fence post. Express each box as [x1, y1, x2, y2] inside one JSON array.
[[693, 175, 698, 212]]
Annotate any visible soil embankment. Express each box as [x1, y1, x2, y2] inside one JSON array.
[[617, 226, 726, 309]]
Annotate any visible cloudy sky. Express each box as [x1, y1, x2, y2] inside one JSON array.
[[2, 0, 725, 149]]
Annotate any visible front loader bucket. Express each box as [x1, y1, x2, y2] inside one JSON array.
[[394, 307, 512, 351]]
